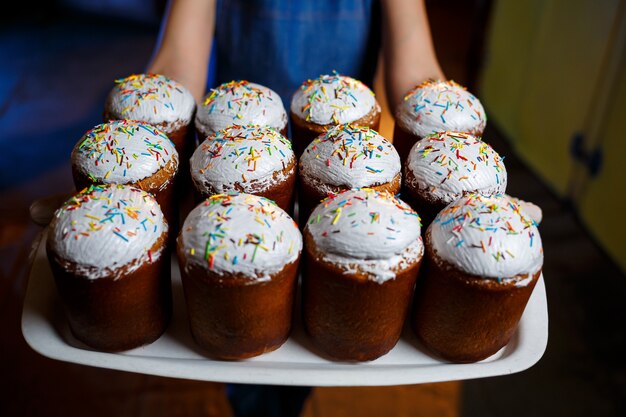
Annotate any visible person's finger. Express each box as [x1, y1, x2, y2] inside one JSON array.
[[507, 195, 543, 225]]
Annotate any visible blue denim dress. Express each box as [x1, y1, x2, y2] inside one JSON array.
[[211, 0, 381, 106]]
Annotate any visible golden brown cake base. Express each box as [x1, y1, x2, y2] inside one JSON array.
[[297, 173, 401, 227], [392, 123, 418, 166], [400, 168, 448, 228], [46, 235, 172, 352], [290, 108, 381, 158], [166, 124, 198, 237], [412, 229, 541, 363], [166, 124, 193, 160], [167, 124, 194, 187], [302, 233, 422, 361], [178, 255, 300, 360]]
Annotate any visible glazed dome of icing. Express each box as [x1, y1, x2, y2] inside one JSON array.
[[300, 124, 400, 190], [190, 125, 295, 195], [306, 188, 423, 282], [195, 80, 287, 137], [396, 80, 486, 138], [430, 193, 543, 279], [405, 131, 506, 204], [106, 73, 195, 128], [48, 184, 167, 279], [72, 120, 178, 185], [291, 73, 379, 125], [179, 193, 302, 280]]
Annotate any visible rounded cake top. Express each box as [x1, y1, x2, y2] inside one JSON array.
[[300, 124, 400, 190], [48, 184, 167, 279], [195, 80, 287, 137], [291, 73, 378, 126], [430, 193, 543, 279], [406, 131, 506, 204], [105, 73, 195, 129], [306, 188, 423, 282], [179, 193, 302, 281], [72, 120, 178, 185], [395, 80, 486, 138], [190, 125, 295, 195]]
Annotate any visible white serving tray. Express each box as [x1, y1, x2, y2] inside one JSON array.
[[22, 230, 548, 386]]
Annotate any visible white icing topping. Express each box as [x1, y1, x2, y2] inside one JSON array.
[[291, 73, 378, 125], [72, 120, 178, 185], [106, 74, 195, 130], [430, 193, 543, 279], [49, 184, 167, 279], [306, 189, 423, 282], [405, 131, 506, 203], [195, 80, 287, 138], [396, 80, 486, 138], [179, 193, 302, 281], [300, 124, 400, 191], [321, 239, 424, 284], [190, 125, 295, 195]]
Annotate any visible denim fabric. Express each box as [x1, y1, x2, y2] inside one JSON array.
[[227, 384, 312, 417], [213, 0, 381, 106]]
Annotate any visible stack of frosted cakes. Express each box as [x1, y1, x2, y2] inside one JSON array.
[[71, 119, 179, 226], [104, 73, 195, 157], [190, 125, 296, 212], [298, 123, 401, 224], [402, 130, 506, 225], [42, 69, 545, 366], [393, 80, 486, 163], [290, 73, 381, 156]]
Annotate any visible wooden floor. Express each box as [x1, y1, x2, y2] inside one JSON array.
[[1, 4, 625, 417]]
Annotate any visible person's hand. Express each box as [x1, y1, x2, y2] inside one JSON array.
[[147, 0, 217, 101], [507, 195, 543, 225], [381, 0, 445, 114]]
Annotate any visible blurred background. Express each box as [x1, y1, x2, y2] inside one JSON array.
[[1, 0, 625, 416]]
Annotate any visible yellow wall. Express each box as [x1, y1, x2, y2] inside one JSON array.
[[480, 0, 545, 142], [578, 51, 626, 270], [481, 0, 626, 271]]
